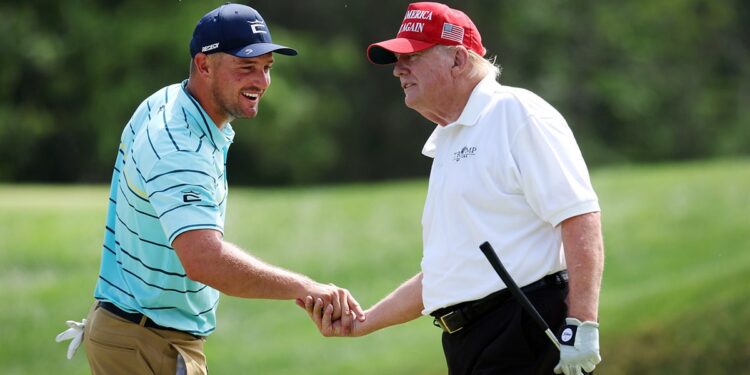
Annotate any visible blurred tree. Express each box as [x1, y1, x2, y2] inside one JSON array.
[[0, 0, 747, 184]]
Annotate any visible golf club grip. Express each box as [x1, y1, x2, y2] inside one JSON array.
[[478, 242, 553, 335]]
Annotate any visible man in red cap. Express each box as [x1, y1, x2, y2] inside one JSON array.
[[302, 2, 603, 375]]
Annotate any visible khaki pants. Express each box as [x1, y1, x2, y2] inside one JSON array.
[[84, 303, 208, 375]]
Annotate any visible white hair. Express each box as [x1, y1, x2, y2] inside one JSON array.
[[434, 45, 501, 80], [468, 50, 502, 80]]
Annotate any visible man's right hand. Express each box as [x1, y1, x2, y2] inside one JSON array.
[[299, 295, 370, 337], [298, 272, 424, 338], [299, 282, 365, 328]]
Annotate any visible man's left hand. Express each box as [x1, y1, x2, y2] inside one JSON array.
[[554, 317, 601, 375]]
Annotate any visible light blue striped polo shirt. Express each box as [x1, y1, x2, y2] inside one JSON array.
[[94, 80, 234, 336]]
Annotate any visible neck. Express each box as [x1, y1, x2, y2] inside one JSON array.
[[422, 73, 484, 126], [185, 78, 228, 129]]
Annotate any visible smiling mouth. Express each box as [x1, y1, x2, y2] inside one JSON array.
[[242, 92, 260, 101], [402, 83, 415, 89]]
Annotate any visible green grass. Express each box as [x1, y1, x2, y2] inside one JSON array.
[[0, 158, 748, 374]]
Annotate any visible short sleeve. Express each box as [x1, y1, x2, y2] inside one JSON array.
[[511, 115, 600, 226], [143, 151, 224, 244]]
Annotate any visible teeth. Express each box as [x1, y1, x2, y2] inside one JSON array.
[[243, 92, 259, 99]]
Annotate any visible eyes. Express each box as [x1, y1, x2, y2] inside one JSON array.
[[239, 64, 273, 73], [396, 52, 422, 63], [234, 56, 274, 74]]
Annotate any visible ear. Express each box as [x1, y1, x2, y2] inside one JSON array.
[[192, 53, 212, 77], [451, 46, 470, 77]]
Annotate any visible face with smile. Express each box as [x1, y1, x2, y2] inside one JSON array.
[[206, 52, 274, 122], [392, 46, 454, 117]]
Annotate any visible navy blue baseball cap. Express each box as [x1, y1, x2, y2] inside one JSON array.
[[189, 3, 297, 58]]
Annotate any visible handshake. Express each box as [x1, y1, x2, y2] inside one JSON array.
[[294, 281, 370, 337]]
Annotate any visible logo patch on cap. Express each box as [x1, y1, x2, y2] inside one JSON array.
[[248, 20, 267, 34], [202, 43, 220, 52], [441, 23, 464, 43]]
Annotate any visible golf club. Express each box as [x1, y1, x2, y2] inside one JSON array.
[[479, 241, 593, 375], [478, 241, 560, 349]]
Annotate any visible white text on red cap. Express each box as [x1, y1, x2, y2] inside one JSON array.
[[399, 10, 433, 33]]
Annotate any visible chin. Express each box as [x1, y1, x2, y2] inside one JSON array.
[[404, 97, 418, 110], [239, 107, 259, 119]]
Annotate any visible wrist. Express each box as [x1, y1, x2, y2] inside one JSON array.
[[565, 317, 599, 326], [295, 277, 319, 299], [565, 312, 598, 323], [354, 308, 381, 336]]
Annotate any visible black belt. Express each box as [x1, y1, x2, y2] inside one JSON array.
[[431, 271, 568, 334], [98, 301, 201, 338]]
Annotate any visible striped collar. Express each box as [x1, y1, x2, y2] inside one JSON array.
[[178, 80, 235, 150]]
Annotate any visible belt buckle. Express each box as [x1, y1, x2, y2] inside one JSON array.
[[437, 311, 463, 334]]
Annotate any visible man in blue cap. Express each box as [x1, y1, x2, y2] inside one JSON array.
[[56, 3, 363, 374]]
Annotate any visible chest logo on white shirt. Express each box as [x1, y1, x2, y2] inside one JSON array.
[[452, 146, 477, 162]]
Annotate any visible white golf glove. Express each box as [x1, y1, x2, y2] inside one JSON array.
[[554, 318, 601, 375], [55, 319, 87, 360]]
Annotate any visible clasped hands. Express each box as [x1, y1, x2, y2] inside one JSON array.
[[295, 283, 367, 337]]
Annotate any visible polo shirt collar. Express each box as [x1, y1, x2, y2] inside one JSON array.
[[178, 80, 235, 150], [449, 73, 499, 128], [422, 74, 498, 158]]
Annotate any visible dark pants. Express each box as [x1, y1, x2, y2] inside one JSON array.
[[441, 285, 568, 375]]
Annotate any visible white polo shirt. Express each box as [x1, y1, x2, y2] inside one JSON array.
[[420, 74, 600, 315]]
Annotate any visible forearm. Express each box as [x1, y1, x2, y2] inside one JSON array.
[[561, 212, 604, 322], [358, 272, 424, 335], [174, 232, 312, 300], [203, 241, 313, 299]]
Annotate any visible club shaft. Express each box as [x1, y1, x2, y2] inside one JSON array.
[[479, 241, 561, 350]]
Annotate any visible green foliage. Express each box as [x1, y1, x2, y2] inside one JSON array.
[[0, 0, 748, 184], [594, 160, 750, 373], [0, 159, 748, 374]]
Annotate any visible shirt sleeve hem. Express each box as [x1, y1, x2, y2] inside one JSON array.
[[548, 201, 601, 227], [168, 224, 224, 245]]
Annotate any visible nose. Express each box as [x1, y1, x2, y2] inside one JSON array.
[[393, 59, 407, 77], [258, 70, 271, 89], [251, 69, 270, 90]]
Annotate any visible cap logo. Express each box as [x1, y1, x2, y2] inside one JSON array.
[[399, 9, 433, 33], [202, 42, 220, 52], [248, 20, 267, 34], [441, 23, 464, 43]]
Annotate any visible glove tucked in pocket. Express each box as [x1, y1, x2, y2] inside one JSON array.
[[55, 319, 87, 360]]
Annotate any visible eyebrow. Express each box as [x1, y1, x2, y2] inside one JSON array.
[[235, 58, 274, 67], [395, 52, 421, 59]]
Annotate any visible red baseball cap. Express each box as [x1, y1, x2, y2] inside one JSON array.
[[367, 2, 486, 65]]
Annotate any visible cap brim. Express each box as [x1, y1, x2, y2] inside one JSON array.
[[366, 38, 436, 65], [229, 43, 298, 58]]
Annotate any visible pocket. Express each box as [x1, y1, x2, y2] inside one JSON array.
[[87, 337, 155, 375]]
